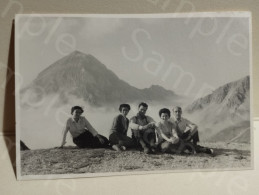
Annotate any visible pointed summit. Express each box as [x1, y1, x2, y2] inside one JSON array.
[[186, 76, 250, 114], [22, 51, 179, 107], [71, 50, 84, 54], [185, 76, 250, 143]]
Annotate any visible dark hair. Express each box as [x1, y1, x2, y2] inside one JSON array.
[[71, 106, 84, 114], [119, 104, 131, 112], [138, 102, 148, 108], [159, 108, 171, 118]]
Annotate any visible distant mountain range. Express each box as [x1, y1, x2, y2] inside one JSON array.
[[21, 50, 180, 107], [185, 76, 250, 143]]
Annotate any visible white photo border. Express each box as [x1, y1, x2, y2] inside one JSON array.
[[15, 12, 253, 180]]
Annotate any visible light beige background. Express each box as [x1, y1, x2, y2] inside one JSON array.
[[0, 0, 258, 194]]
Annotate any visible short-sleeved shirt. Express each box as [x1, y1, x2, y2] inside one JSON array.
[[65, 116, 98, 138], [155, 121, 178, 144], [170, 117, 195, 136]]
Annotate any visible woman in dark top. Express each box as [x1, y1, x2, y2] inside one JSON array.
[[109, 104, 135, 151], [61, 106, 109, 148]]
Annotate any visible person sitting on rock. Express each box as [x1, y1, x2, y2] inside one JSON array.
[[170, 106, 213, 154], [129, 102, 156, 154], [155, 108, 185, 154], [109, 104, 135, 152], [60, 106, 109, 148]]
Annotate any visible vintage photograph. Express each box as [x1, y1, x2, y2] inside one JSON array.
[[15, 13, 252, 180]]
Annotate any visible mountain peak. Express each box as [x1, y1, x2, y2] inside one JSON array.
[[184, 76, 250, 143], [68, 50, 95, 60], [67, 50, 88, 58], [186, 76, 250, 113], [24, 51, 179, 107], [147, 85, 175, 95]]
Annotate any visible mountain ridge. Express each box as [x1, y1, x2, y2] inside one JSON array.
[[21, 50, 180, 107], [185, 75, 250, 143], [186, 75, 249, 114]]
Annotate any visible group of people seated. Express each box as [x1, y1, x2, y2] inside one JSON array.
[[60, 103, 213, 155]]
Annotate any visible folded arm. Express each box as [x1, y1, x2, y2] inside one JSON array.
[[129, 116, 155, 131], [161, 132, 173, 142], [172, 127, 179, 138], [185, 120, 198, 132]]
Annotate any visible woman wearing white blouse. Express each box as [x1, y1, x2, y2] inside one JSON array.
[[155, 108, 185, 154], [60, 106, 109, 148]]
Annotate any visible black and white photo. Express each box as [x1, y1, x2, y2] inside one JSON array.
[[15, 13, 252, 180]]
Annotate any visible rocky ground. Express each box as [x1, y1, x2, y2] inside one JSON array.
[[20, 142, 251, 176]]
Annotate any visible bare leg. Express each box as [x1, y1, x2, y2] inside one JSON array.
[[139, 138, 150, 153]]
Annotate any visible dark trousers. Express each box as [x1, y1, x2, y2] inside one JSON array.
[[180, 130, 200, 145], [109, 132, 135, 148], [73, 131, 109, 148], [132, 129, 156, 148], [180, 131, 212, 153]]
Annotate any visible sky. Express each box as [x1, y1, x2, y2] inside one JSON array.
[[16, 14, 250, 98]]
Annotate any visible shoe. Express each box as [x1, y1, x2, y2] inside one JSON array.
[[205, 148, 214, 155], [112, 145, 122, 152]]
